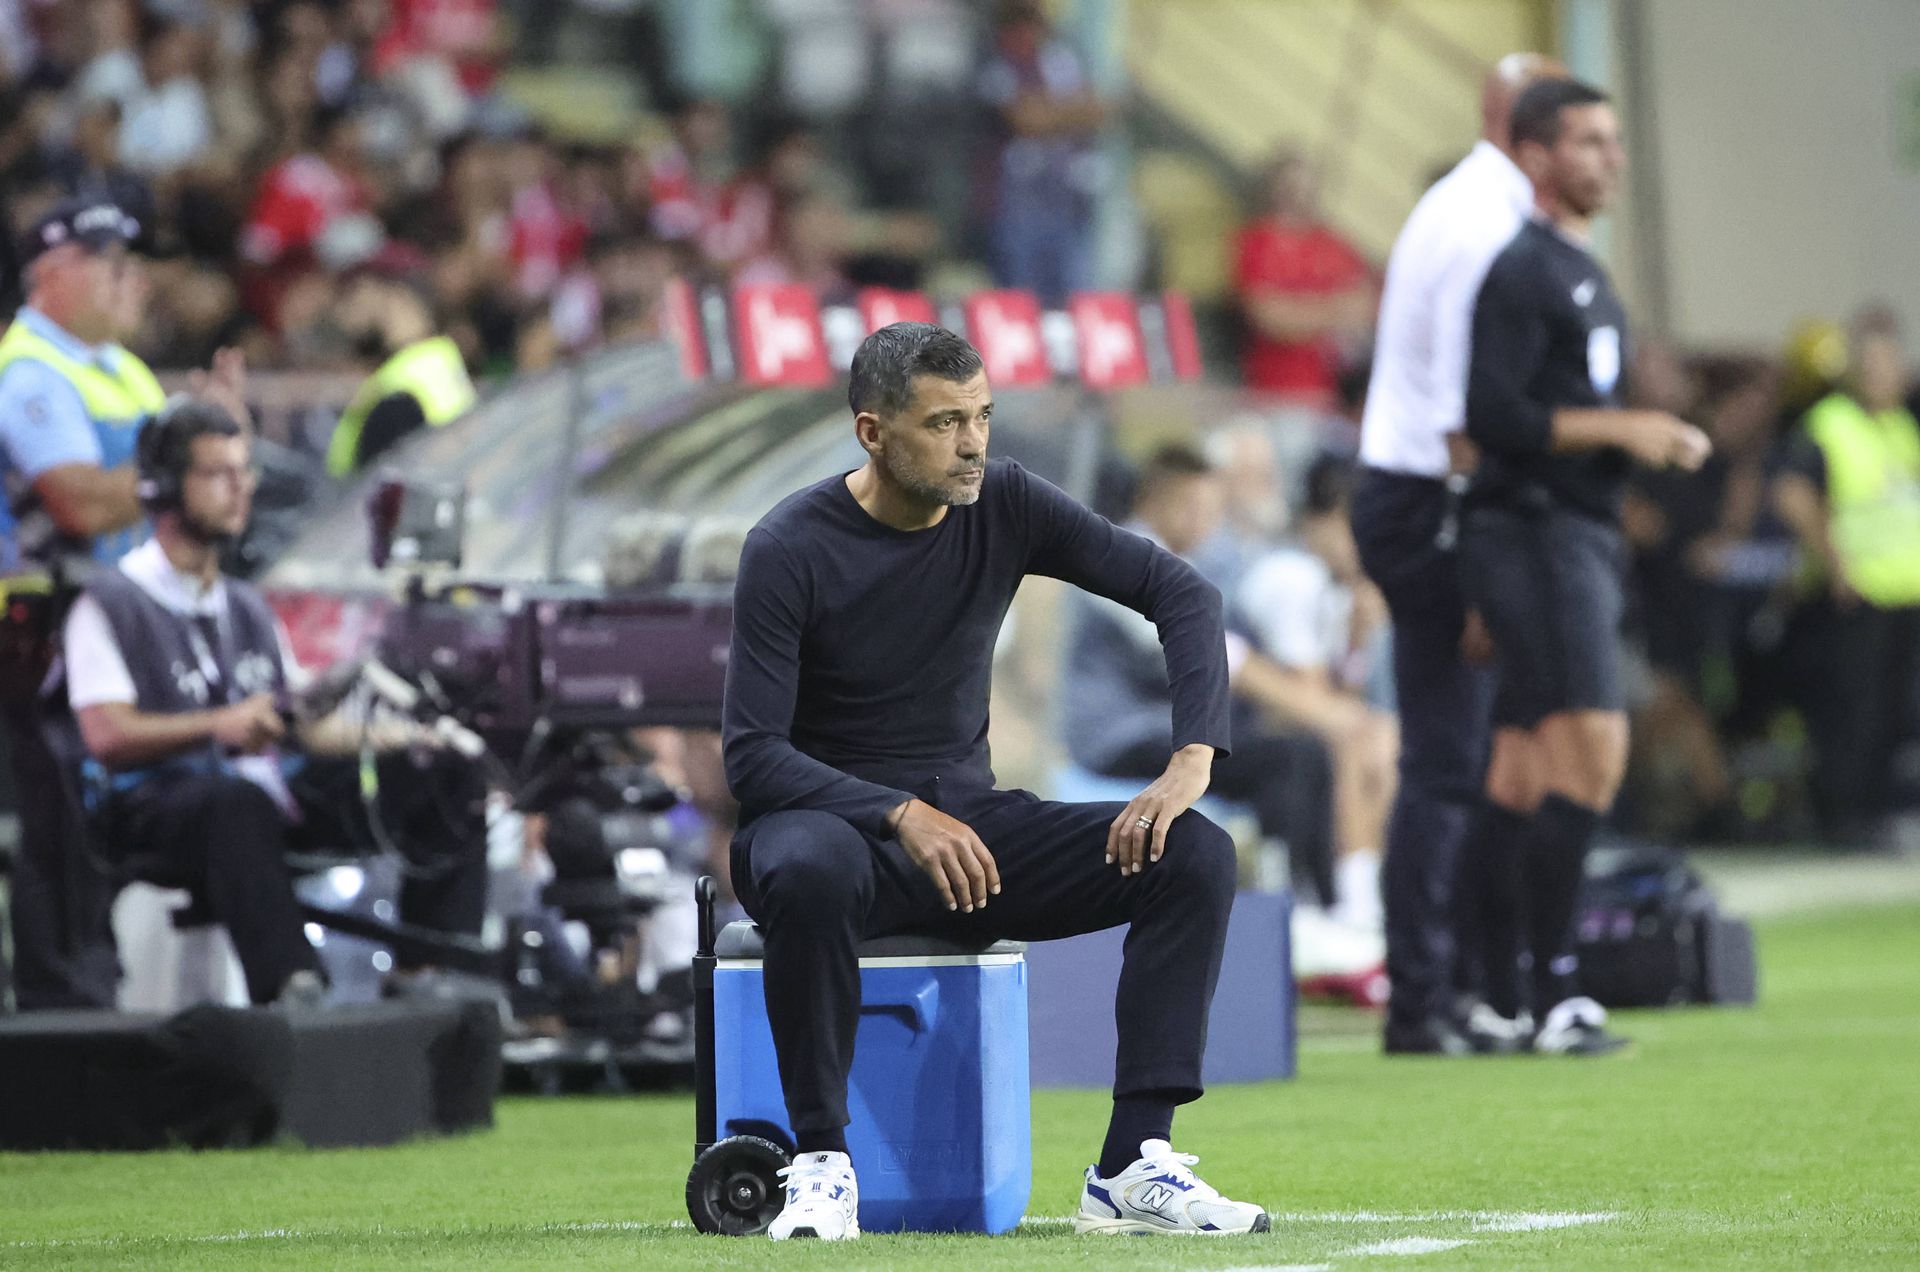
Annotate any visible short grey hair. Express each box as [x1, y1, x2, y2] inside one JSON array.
[[848, 322, 984, 419]]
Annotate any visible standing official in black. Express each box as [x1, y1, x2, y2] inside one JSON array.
[[722, 323, 1267, 1241], [1351, 54, 1565, 1054], [1459, 79, 1711, 1055]]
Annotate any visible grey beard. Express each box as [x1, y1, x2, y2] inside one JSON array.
[[884, 451, 979, 506]]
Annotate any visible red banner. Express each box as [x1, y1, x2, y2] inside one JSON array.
[[733, 284, 832, 386], [674, 282, 1202, 388], [963, 290, 1049, 386], [1068, 292, 1149, 390], [857, 288, 937, 332]]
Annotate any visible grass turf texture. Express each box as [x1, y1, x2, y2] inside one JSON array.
[[4, 903, 1916, 1270]]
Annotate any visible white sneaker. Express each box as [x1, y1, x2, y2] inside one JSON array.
[[1073, 1139, 1270, 1235], [1531, 996, 1629, 1056], [767, 1151, 859, 1240], [1290, 905, 1386, 977]]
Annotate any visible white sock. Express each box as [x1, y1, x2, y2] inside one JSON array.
[[1334, 850, 1382, 927]]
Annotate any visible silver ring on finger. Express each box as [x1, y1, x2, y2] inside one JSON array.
[[1135, 815, 1154, 829]]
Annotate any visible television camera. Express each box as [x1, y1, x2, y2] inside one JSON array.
[[302, 476, 737, 1079]]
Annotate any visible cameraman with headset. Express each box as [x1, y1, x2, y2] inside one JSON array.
[[61, 399, 490, 1005]]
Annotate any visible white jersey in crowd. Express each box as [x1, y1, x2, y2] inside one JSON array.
[[1359, 140, 1535, 478], [1238, 546, 1353, 677]]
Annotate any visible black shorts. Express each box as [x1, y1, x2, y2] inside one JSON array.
[[1459, 504, 1627, 729]]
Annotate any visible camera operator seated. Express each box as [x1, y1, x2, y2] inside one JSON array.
[[61, 400, 489, 1007]]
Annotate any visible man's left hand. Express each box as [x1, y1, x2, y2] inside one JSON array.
[[189, 347, 250, 430], [1106, 743, 1214, 876]]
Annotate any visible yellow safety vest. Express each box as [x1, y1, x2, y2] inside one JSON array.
[[1804, 391, 1920, 607], [326, 336, 477, 478], [0, 314, 165, 565]]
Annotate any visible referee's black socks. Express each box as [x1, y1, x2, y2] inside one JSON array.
[[1524, 794, 1602, 1011]]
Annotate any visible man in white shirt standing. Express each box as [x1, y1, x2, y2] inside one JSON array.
[[1351, 53, 1566, 1055]]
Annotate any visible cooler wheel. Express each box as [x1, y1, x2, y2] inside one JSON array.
[[686, 1135, 791, 1235]]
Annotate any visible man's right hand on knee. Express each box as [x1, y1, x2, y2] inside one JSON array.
[[892, 799, 1000, 913]]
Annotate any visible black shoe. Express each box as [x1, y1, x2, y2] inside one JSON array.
[[1383, 1014, 1473, 1056]]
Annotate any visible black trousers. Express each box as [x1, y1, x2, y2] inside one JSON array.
[[1100, 727, 1335, 906], [730, 779, 1237, 1138], [1792, 602, 1920, 839], [104, 751, 490, 1005], [3, 700, 119, 1009], [1351, 469, 1496, 1025]]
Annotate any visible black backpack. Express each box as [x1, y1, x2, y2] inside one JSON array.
[[1575, 845, 1758, 1008]]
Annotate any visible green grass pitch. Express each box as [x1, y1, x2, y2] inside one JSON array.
[[4, 902, 1916, 1269]]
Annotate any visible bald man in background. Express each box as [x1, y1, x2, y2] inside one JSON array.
[[1350, 54, 1568, 1055]]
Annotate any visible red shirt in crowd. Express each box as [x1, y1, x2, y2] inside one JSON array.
[[1233, 218, 1371, 400], [241, 154, 369, 267], [645, 146, 774, 270], [376, 0, 499, 94], [508, 182, 588, 299]]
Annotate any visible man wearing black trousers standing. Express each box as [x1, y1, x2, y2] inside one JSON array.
[[1460, 79, 1710, 1054], [722, 322, 1268, 1241], [1351, 54, 1565, 1054]]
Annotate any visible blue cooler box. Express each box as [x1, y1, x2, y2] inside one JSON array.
[[712, 923, 1031, 1234]]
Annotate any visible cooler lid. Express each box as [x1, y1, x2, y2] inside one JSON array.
[[715, 921, 1026, 961]]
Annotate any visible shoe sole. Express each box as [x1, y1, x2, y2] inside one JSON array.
[[770, 1225, 860, 1241], [1073, 1211, 1271, 1236], [1382, 1034, 1475, 1057], [1533, 1036, 1632, 1057], [1382, 1042, 1474, 1057]]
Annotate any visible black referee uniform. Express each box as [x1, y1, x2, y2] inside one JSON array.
[[1459, 216, 1631, 1015]]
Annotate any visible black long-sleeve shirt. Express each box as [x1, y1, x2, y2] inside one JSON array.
[[722, 457, 1232, 836], [1465, 218, 1633, 521]]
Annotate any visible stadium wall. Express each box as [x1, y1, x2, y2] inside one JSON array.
[[1632, 0, 1920, 347]]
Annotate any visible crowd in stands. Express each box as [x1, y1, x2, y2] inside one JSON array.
[[0, 0, 1106, 388], [1616, 317, 1920, 850], [3, 0, 1910, 864]]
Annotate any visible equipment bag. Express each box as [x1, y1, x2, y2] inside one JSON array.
[[1575, 844, 1758, 1008]]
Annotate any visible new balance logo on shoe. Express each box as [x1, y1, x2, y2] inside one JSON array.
[[1139, 1183, 1178, 1212]]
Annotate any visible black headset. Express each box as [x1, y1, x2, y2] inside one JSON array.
[[135, 396, 240, 510]]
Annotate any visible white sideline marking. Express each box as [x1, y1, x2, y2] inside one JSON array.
[[1024, 1207, 1618, 1266], [12, 1209, 1620, 1252], [1262, 1210, 1617, 1227], [1471, 1211, 1617, 1232], [7, 1219, 659, 1251], [1346, 1237, 1469, 1256], [1031, 1209, 1609, 1226]]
